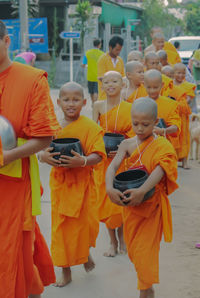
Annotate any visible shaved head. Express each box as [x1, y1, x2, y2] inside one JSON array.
[[126, 61, 143, 73], [103, 70, 122, 81], [132, 96, 157, 120], [173, 63, 186, 72], [152, 32, 165, 41], [144, 69, 162, 84], [127, 50, 143, 62], [145, 51, 159, 63], [150, 27, 162, 35], [0, 20, 7, 40], [157, 50, 167, 60], [162, 65, 174, 79], [59, 82, 84, 98]]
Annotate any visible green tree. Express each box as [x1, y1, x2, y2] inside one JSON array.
[[184, 0, 200, 35], [73, 0, 92, 51], [11, 0, 39, 18]]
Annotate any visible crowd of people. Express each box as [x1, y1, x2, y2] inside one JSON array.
[[0, 19, 199, 298]]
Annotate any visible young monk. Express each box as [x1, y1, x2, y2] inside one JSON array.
[[127, 50, 143, 63], [144, 69, 181, 151], [161, 65, 174, 79], [173, 63, 196, 168], [40, 82, 106, 287], [106, 97, 178, 298], [157, 49, 169, 67], [152, 32, 180, 66], [121, 61, 147, 103], [145, 51, 173, 97], [0, 20, 59, 298], [93, 71, 134, 257]]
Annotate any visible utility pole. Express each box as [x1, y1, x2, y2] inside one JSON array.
[[19, 0, 29, 51]]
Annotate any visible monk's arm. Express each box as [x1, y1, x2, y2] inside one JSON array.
[[123, 165, 165, 206], [59, 151, 102, 168], [93, 102, 100, 122], [153, 125, 178, 136], [3, 137, 52, 166]]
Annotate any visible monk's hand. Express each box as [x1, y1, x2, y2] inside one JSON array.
[[59, 150, 86, 168], [107, 150, 117, 159], [153, 126, 164, 136], [39, 147, 61, 166], [122, 188, 145, 206], [107, 188, 126, 206]]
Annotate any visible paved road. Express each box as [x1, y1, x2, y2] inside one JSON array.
[[37, 89, 200, 298]]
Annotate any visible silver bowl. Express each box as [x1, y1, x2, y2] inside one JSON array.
[[0, 116, 17, 150]]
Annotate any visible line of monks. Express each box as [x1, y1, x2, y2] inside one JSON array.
[[0, 20, 197, 298]]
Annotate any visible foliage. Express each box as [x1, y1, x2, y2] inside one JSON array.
[[184, 0, 200, 36], [11, 0, 39, 18], [134, 0, 183, 44], [48, 7, 58, 88], [73, 0, 93, 51]]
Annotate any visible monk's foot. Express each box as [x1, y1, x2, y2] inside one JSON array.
[[53, 267, 72, 287], [147, 287, 155, 298], [182, 159, 190, 169], [84, 253, 95, 272], [103, 242, 118, 257], [29, 295, 41, 298], [119, 239, 127, 255]]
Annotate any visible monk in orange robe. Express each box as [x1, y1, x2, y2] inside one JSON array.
[[0, 21, 59, 298], [40, 82, 106, 287], [144, 69, 181, 151], [121, 61, 147, 103], [173, 63, 196, 168], [97, 36, 125, 100], [144, 51, 173, 97], [161, 65, 174, 79], [93, 71, 134, 257], [106, 97, 178, 298]]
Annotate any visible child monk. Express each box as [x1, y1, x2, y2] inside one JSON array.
[[93, 71, 134, 257], [173, 63, 196, 168], [121, 61, 147, 103], [144, 69, 181, 151], [161, 65, 174, 79], [157, 50, 169, 67], [106, 97, 178, 298], [40, 82, 106, 287], [127, 50, 143, 63], [145, 51, 173, 97]]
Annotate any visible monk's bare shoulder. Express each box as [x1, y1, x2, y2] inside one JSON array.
[[93, 100, 106, 114], [118, 136, 137, 157]]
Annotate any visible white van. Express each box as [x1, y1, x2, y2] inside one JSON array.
[[168, 36, 200, 65]]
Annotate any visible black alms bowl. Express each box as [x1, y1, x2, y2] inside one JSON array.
[[50, 138, 83, 159], [157, 118, 166, 129], [113, 169, 155, 202], [103, 133, 125, 154]]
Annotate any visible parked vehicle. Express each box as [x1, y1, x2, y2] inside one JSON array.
[[169, 36, 200, 65]]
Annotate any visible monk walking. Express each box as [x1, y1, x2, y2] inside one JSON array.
[[0, 20, 59, 298], [106, 97, 178, 298]]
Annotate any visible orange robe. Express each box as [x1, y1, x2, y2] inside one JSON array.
[[164, 42, 181, 63], [123, 135, 178, 290], [126, 84, 148, 103], [175, 81, 196, 159], [156, 96, 181, 150], [0, 62, 59, 298], [0, 138, 3, 166], [97, 52, 125, 100], [97, 101, 134, 229], [50, 116, 106, 267], [161, 74, 173, 97]]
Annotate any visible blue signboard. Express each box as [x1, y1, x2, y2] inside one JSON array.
[[3, 17, 48, 53], [60, 32, 80, 39]]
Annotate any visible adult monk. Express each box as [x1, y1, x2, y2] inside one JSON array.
[[0, 20, 59, 298], [106, 97, 178, 298], [97, 36, 125, 100], [144, 26, 181, 62]]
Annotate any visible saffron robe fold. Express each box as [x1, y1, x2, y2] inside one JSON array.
[[0, 138, 3, 166], [169, 85, 191, 159], [50, 116, 106, 267], [161, 74, 173, 97], [96, 101, 134, 228], [126, 84, 148, 104], [97, 53, 125, 100], [164, 42, 181, 63], [156, 96, 181, 150], [0, 62, 59, 298], [123, 135, 178, 290]]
